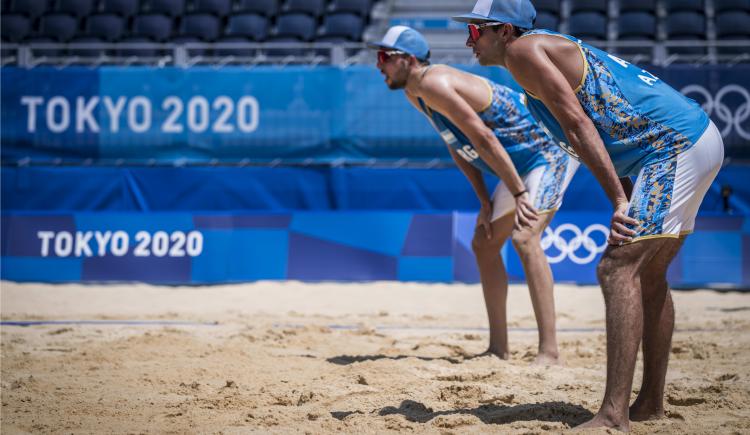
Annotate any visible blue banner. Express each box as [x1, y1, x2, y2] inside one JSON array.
[[2, 211, 747, 287], [4, 65, 745, 163]]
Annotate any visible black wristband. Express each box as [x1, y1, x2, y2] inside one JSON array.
[[513, 189, 527, 198]]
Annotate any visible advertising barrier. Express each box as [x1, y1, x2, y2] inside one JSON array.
[[2, 65, 748, 163], [2, 211, 747, 287]]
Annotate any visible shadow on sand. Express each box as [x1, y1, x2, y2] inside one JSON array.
[[332, 399, 593, 427]]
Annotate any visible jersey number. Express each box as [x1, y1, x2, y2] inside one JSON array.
[[456, 145, 479, 162]]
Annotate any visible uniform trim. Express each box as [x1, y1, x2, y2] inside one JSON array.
[[479, 79, 494, 113], [490, 207, 558, 223], [624, 231, 692, 244]]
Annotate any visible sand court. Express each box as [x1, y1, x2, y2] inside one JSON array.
[[1, 281, 749, 434]]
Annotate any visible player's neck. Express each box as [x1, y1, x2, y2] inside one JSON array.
[[404, 64, 432, 94]]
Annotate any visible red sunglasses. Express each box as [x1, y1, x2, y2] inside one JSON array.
[[377, 49, 406, 64], [467, 22, 505, 43]]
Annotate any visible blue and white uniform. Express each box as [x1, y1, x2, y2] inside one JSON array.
[[416, 76, 578, 221], [519, 29, 724, 241]]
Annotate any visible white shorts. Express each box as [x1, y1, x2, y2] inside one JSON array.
[[627, 121, 724, 241], [491, 157, 579, 221]]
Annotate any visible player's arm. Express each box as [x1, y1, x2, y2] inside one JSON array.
[[405, 92, 493, 205], [447, 146, 492, 205], [505, 38, 637, 243], [419, 77, 526, 199]]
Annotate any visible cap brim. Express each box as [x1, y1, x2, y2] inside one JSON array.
[[451, 13, 498, 23]]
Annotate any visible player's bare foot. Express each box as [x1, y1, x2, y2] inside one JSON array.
[[574, 413, 629, 432], [533, 351, 563, 366], [629, 401, 665, 421], [479, 347, 509, 360]]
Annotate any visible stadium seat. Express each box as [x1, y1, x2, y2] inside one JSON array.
[[1, 14, 32, 43], [616, 12, 656, 56], [714, 0, 750, 12], [225, 13, 270, 41], [55, 0, 95, 18], [665, 11, 707, 55], [10, 0, 48, 18], [329, 0, 372, 17], [191, 0, 232, 17], [142, 0, 186, 17], [533, 0, 561, 14], [569, 0, 608, 14], [101, 0, 139, 17], [85, 13, 126, 41], [618, 12, 656, 38], [236, 0, 279, 17], [715, 10, 750, 56], [37, 13, 79, 42], [320, 12, 363, 41], [131, 13, 174, 41], [665, 0, 704, 12], [568, 11, 607, 42], [534, 11, 559, 31], [619, 0, 656, 13], [179, 13, 221, 41], [274, 12, 317, 41], [284, 0, 326, 18]]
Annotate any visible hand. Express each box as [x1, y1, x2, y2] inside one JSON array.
[[608, 201, 639, 245], [514, 192, 539, 229], [476, 201, 493, 240]]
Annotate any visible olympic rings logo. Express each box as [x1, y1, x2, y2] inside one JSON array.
[[540, 223, 609, 265], [681, 84, 750, 141]]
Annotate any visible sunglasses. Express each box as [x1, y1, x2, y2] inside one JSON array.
[[377, 49, 406, 64], [467, 22, 505, 43]]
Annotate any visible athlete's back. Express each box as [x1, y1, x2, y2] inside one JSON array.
[[413, 67, 568, 177]]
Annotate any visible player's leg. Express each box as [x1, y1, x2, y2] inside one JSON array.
[[631, 121, 723, 421], [511, 211, 558, 364], [511, 158, 579, 364], [472, 209, 515, 358], [629, 237, 683, 421], [577, 238, 667, 431]]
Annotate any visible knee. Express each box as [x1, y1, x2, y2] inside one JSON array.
[[511, 227, 537, 257], [472, 232, 502, 258], [596, 254, 625, 294]]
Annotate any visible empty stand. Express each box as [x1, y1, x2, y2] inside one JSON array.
[[100, 0, 139, 17], [568, 11, 607, 42], [236, 0, 279, 17], [1, 14, 32, 43], [534, 11, 559, 31], [284, 0, 327, 18]]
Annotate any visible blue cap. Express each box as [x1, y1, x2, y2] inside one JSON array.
[[452, 0, 536, 29], [367, 25, 430, 61]]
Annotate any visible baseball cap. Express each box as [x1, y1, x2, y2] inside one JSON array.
[[452, 0, 536, 29], [367, 25, 430, 61]]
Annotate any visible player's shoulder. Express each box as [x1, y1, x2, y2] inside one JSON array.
[[419, 65, 457, 94]]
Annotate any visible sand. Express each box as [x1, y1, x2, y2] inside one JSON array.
[[1, 280, 749, 434]]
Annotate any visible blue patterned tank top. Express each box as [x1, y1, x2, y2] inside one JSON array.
[[519, 29, 710, 177], [416, 78, 568, 177]]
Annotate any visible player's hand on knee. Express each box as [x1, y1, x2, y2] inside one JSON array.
[[514, 193, 539, 229], [608, 202, 638, 245], [477, 202, 493, 240]]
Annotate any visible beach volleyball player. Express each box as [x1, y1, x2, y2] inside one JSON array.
[[453, 0, 724, 429], [370, 26, 579, 364]]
